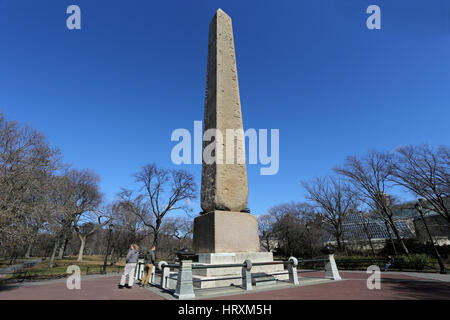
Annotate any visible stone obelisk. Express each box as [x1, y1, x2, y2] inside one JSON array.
[[193, 9, 260, 253], [190, 10, 285, 288]]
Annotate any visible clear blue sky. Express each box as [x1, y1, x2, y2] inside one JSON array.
[[1, 0, 449, 216]]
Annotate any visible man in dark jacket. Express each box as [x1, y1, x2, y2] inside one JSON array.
[[119, 244, 139, 289], [140, 246, 156, 287]]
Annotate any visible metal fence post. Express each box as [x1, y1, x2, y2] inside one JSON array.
[[158, 261, 169, 289], [134, 260, 144, 282], [288, 256, 299, 285], [174, 260, 195, 300], [242, 259, 253, 290], [325, 254, 342, 280], [150, 264, 156, 284], [139, 261, 145, 280]]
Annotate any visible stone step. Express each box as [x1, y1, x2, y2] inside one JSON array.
[[192, 263, 284, 277], [251, 273, 277, 286]]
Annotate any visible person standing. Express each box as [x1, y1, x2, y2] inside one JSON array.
[[119, 244, 139, 289], [140, 246, 156, 287]]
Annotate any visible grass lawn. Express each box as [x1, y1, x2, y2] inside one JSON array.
[[1, 255, 127, 281], [31, 255, 126, 273]]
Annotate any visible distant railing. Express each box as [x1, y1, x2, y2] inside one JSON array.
[[335, 258, 385, 270], [0, 265, 123, 283]]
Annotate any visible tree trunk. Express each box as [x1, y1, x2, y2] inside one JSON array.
[[58, 237, 68, 260], [335, 225, 345, 252], [57, 245, 64, 260], [387, 215, 409, 255], [49, 238, 59, 268], [364, 226, 376, 256], [336, 235, 342, 252], [368, 238, 376, 256], [25, 243, 32, 258], [152, 232, 159, 248], [77, 236, 86, 262], [153, 220, 162, 249], [383, 220, 398, 255], [336, 222, 345, 253], [9, 250, 17, 265], [109, 247, 114, 265], [343, 241, 349, 256], [361, 218, 376, 256]]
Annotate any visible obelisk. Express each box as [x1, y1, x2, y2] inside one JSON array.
[[193, 9, 260, 253]]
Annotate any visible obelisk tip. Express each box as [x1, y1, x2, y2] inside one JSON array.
[[215, 8, 230, 18]]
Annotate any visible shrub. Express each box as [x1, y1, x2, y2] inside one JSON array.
[[395, 254, 434, 270], [333, 254, 435, 271], [334, 256, 382, 270], [380, 239, 450, 258]]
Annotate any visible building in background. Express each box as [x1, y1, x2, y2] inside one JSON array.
[[393, 200, 450, 246], [323, 199, 449, 252]]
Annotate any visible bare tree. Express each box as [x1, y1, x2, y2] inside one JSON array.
[[46, 209, 66, 268], [111, 194, 146, 241], [157, 216, 194, 256], [0, 114, 114, 263], [258, 213, 278, 252], [0, 113, 61, 258], [391, 144, 450, 223], [46, 174, 75, 267], [73, 212, 110, 262], [302, 176, 356, 252], [267, 202, 318, 257], [109, 190, 149, 261], [131, 164, 197, 248], [161, 216, 193, 242], [56, 169, 103, 261], [335, 151, 409, 254], [356, 211, 376, 256]]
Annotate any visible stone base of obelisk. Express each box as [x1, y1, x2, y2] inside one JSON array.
[[192, 211, 287, 288], [192, 252, 287, 288], [193, 210, 261, 253]]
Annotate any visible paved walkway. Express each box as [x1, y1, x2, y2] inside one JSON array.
[[207, 271, 450, 300], [395, 272, 450, 282], [0, 274, 163, 300], [332, 270, 450, 282], [0, 271, 449, 300]]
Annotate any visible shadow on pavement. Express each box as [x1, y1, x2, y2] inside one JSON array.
[[381, 277, 450, 300]]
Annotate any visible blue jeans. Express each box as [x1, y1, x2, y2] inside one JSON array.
[[385, 263, 391, 271]]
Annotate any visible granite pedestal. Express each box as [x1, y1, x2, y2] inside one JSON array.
[[192, 252, 287, 288]]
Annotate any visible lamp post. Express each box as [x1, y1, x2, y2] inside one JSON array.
[[102, 223, 114, 274], [415, 199, 446, 274], [306, 224, 313, 258], [319, 216, 328, 250]]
